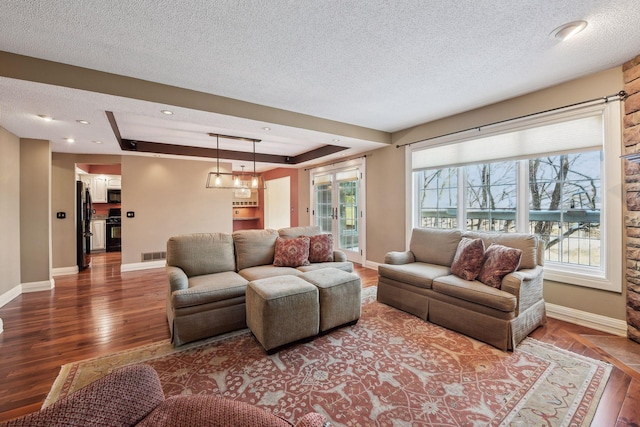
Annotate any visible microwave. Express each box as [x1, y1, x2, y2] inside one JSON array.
[[107, 189, 121, 204]]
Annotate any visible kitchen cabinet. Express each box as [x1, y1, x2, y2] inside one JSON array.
[[90, 219, 106, 251], [91, 176, 108, 203], [78, 174, 120, 202], [107, 177, 121, 189]]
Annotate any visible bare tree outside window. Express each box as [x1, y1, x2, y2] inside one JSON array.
[[415, 150, 601, 268], [528, 151, 600, 266], [465, 162, 517, 232]]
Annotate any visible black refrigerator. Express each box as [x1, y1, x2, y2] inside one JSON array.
[[76, 181, 92, 270]]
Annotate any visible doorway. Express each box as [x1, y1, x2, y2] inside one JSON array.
[[310, 158, 366, 264], [265, 176, 291, 230]]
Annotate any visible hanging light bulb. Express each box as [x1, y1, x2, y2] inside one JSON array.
[[214, 174, 222, 187]]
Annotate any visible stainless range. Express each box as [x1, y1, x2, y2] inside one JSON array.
[[106, 208, 121, 252]]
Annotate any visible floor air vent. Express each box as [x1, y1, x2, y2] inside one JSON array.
[[141, 251, 167, 262]]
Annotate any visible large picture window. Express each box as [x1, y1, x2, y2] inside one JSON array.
[[410, 101, 622, 292]]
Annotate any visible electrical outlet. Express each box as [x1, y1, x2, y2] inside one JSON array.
[[56, 212, 66, 219]]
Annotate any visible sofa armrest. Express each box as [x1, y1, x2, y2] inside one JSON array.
[[4, 364, 164, 427], [166, 266, 189, 293], [333, 250, 347, 262], [384, 251, 416, 265], [501, 266, 544, 315]]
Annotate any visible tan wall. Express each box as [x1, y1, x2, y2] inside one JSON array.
[[20, 139, 51, 284], [364, 146, 407, 263], [382, 66, 626, 321], [51, 155, 78, 269], [0, 127, 21, 298], [121, 156, 233, 266], [297, 169, 311, 226]]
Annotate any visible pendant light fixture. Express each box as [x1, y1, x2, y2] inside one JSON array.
[[206, 132, 262, 189]]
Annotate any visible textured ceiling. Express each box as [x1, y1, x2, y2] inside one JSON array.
[[1, 0, 640, 168]]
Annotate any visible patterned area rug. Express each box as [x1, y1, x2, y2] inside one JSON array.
[[46, 288, 611, 426]]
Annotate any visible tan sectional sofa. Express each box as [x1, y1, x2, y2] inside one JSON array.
[[166, 226, 353, 346], [377, 228, 546, 351]]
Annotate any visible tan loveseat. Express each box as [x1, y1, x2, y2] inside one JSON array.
[[166, 226, 353, 346], [377, 228, 546, 351]]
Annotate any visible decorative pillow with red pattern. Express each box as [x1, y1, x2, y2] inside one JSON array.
[[477, 243, 523, 289], [273, 236, 310, 267], [450, 237, 485, 281], [308, 233, 334, 263]]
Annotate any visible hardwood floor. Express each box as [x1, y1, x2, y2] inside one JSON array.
[[0, 252, 638, 425]]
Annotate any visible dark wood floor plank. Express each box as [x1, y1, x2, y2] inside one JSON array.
[[0, 253, 637, 425]]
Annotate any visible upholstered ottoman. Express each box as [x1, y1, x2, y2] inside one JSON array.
[[246, 275, 319, 352], [301, 267, 362, 332]]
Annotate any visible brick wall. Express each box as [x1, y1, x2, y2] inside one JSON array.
[[624, 55, 640, 343]]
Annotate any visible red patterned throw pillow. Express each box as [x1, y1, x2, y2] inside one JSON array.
[[450, 237, 485, 281], [477, 244, 523, 289], [308, 234, 334, 263], [273, 236, 310, 267]]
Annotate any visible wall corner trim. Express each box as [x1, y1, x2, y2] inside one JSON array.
[[21, 279, 55, 293], [53, 266, 79, 277], [0, 318, 3, 334], [545, 302, 627, 336]]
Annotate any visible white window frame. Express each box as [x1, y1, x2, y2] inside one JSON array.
[[407, 101, 622, 293]]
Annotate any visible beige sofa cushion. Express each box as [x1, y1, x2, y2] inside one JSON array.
[[378, 262, 451, 289], [172, 271, 248, 309], [432, 275, 517, 312], [167, 233, 235, 277], [463, 231, 538, 269], [238, 265, 302, 281], [410, 228, 462, 266], [233, 229, 279, 271]]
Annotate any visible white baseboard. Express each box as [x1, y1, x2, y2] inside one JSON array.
[[22, 278, 55, 293], [0, 284, 21, 308], [121, 261, 166, 272], [52, 266, 79, 276], [545, 302, 627, 336], [363, 260, 381, 270]]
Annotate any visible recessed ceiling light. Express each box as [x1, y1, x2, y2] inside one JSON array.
[[76, 120, 90, 125], [550, 20, 588, 41], [161, 109, 174, 115], [262, 127, 271, 131], [65, 138, 75, 143], [333, 139, 340, 142], [38, 115, 53, 121], [92, 140, 103, 144]]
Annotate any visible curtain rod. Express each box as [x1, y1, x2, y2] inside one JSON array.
[[396, 90, 627, 149]]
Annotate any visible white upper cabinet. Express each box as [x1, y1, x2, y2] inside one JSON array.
[[107, 177, 121, 189], [79, 174, 120, 202], [91, 176, 108, 203]]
